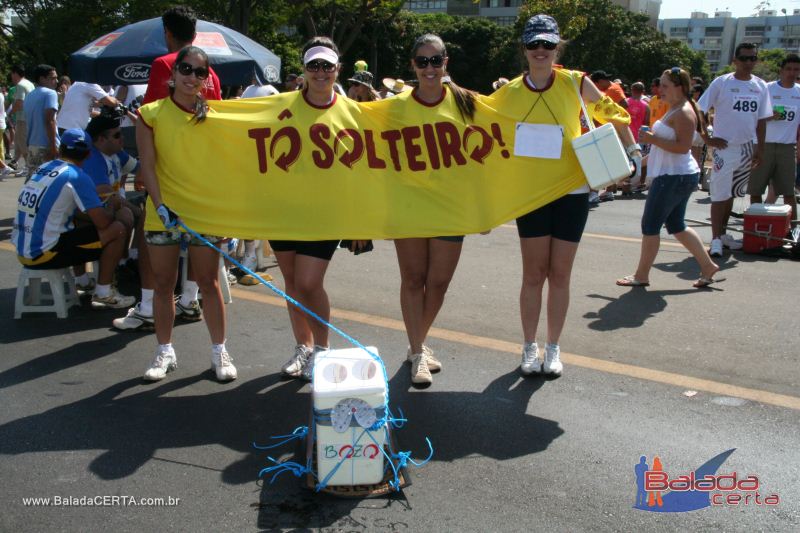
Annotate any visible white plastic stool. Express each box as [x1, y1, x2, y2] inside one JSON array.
[[14, 267, 80, 318], [179, 250, 231, 304]]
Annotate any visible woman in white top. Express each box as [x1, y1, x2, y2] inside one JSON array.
[[617, 68, 720, 288]]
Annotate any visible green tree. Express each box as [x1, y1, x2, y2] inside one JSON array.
[[518, 0, 710, 86]]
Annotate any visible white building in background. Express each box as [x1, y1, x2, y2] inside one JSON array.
[[659, 9, 800, 73], [403, 0, 661, 27], [659, 11, 738, 73]]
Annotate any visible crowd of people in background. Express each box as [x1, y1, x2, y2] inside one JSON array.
[[8, 5, 800, 389]]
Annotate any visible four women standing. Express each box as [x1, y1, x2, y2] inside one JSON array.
[[139, 16, 701, 386]]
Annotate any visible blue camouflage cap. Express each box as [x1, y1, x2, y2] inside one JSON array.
[[522, 14, 560, 45]]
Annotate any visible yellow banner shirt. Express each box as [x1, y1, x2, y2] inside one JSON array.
[[139, 74, 624, 240]]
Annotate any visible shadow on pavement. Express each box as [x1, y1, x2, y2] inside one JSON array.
[[584, 288, 698, 331], [0, 340, 563, 530], [652, 255, 738, 281]]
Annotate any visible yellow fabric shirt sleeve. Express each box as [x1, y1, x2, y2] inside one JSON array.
[[587, 95, 631, 126]]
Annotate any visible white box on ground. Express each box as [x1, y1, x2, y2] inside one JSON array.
[[312, 346, 387, 486], [571, 122, 631, 190]]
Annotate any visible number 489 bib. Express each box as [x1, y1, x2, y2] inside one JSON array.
[[732, 94, 759, 113]]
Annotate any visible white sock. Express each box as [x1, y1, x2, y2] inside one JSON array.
[[180, 280, 199, 306], [158, 343, 174, 354], [139, 288, 154, 315], [212, 342, 226, 354], [75, 273, 90, 285], [95, 284, 112, 298], [128, 247, 139, 260]]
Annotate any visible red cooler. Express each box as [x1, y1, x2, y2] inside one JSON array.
[[743, 203, 791, 253]]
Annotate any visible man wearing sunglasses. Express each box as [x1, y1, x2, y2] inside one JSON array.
[[698, 42, 772, 257], [75, 114, 143, 306], [142, 5, 221, 105]]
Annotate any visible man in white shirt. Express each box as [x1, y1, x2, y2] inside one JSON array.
[[748, 54, 800, 226], [57, 82, 119, 133], [241, 83, 278, 98], [698, 43, 772, 256], [10, 65, 35, 174]]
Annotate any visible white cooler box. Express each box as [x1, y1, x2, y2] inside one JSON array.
[[312, 347, 387, 486], [571, 123, 632, 190]]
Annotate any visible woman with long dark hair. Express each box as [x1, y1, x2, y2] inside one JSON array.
[[391, 33, 479, 385], [137, 46, 237, 382]]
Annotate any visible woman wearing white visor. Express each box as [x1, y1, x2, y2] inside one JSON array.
[[270, 37, 369, 381]]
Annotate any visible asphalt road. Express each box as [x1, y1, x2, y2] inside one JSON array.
[[0, 175, 798, 532]]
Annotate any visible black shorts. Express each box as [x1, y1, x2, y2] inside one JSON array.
[[269, 239, 340, 261], [21, 225, 103, 270], [515, 193, 590, 243], [434, 235, 465, 243]]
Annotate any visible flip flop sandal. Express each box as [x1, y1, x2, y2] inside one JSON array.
[[616, 275, 649, 287], [693, 276, 725, 288]]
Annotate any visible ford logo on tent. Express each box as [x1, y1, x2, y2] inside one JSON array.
[[114, 63, 151, 83]]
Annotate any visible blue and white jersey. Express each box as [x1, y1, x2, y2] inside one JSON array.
[[12, 160, 103, 259], [82, 146, 139, 198]]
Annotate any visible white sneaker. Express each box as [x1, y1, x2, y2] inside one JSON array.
[[144, 346, 177, 381], [175, 299, 203, 321], [709, 238, 723, 257], [406, 344, 442, 372], [112, 303, 154, 330], [543, 343, 563, 376], [720, 233, 743, 250], [212, 346, 238, 381], [520, 342, 542, 375], [302, 346, 328, 381], [91, 289, 136, 309], [241, 255, 258, 272], [282, 344, 311, 377], [410, 353, 433, 384]]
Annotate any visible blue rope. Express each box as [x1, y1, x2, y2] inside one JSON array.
[[252, 426, 308, 450], [176, 220, 432, 491], [177, 221, 392, 415], [258, 456, 311, 484]]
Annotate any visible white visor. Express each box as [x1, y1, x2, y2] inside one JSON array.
[[303, 46, 339, 66]]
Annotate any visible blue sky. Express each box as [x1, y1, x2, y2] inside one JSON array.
[[660, 1, 800, 19]]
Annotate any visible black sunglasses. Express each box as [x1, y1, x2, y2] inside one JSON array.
[[413, 55, 445, 69], [737, 55, 758, 62], [525, 40, 557, 51], [305, 60, 336, 73], [176, 62, 209, 79]]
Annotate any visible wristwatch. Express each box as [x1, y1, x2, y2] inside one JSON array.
[[625, 143, 642, 156]]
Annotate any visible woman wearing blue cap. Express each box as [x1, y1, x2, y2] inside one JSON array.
[[493, 14, 640, 377]]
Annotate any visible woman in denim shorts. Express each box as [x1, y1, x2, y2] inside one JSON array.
[[617, 67, 720, 289], [137, 47, 237, 383]]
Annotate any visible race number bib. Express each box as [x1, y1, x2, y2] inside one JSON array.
[[17, 181, 48, 216], [732, 94, 759, 113], [775, 105, 797, 122]]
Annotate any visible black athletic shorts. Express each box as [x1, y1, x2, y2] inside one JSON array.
[[515, 193, 590, 243], [20, 225, 103, 270], [434, 235, 465, 243], [269, 239, 340, 261]]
